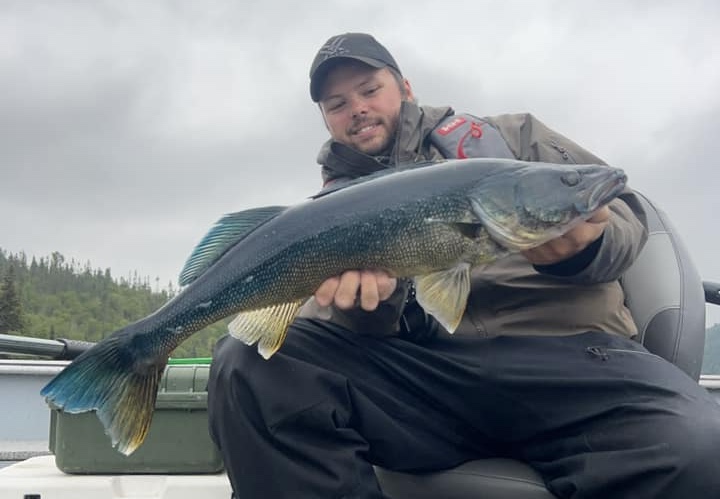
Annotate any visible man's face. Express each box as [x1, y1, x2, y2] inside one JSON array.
[[318, 61, 413, 156]]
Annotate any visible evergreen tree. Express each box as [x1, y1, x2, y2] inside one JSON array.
[[0, 265, 24, 333]]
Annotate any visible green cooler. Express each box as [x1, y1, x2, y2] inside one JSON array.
[[48, 359, 224, 474]]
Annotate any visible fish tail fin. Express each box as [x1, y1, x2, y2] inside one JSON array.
[[40, 336, 165, 456]]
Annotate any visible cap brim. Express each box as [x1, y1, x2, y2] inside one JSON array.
[[310, 56, 388, 102]]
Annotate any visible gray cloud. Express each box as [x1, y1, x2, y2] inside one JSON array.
[[1, 0, 719, 326]]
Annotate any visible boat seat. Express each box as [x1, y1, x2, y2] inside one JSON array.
[[375, 192, 707, 498]]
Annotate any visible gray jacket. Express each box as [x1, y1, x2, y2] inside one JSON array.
[[300, 102, 648, 340]]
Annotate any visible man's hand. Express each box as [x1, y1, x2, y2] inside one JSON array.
[[522, 205, 610, 266], [314, 269, 398, 311]]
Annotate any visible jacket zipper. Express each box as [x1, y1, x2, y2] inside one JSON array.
[[586, 346, 661, 361]]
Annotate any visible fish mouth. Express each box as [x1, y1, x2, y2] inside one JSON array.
[[585, 168, 627, 212]]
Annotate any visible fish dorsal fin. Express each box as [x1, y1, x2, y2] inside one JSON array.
[[227, 300, 305, 359], [414, 263, 472, 333], [179, 206, 287, 286]]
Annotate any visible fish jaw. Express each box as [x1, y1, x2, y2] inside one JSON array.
[[468, 163, 627, 251], [583, 167, 628, 213]]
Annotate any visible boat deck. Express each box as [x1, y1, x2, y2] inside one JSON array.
[[0, 455, 232, 499]]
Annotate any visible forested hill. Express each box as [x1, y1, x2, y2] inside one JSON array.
[[0, 248, 228, 358], [2, 247, 720, 369]]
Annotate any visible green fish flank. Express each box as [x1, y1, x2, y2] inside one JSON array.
[[40, 158, 627, 455]]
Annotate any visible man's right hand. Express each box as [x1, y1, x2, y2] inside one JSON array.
[[314, 270, 397, 312]]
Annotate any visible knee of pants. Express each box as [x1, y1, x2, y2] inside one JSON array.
[[207, 335, 265, 417], [669, 408, 720, 482], [212, 334, 257, 368], [208, 333, 350, 428], [583, 394, 720, 482], [210, 334, 247, 377], [208, 334, 272, 393], [206, 335, 290, 444]]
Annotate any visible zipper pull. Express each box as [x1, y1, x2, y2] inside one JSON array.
[[586, 346, 609, 361]]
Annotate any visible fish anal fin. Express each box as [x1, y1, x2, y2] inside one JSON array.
[[414, 263, 471, 333], [228, 300, 305, 359]]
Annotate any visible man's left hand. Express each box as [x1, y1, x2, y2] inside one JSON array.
[[521, 205, 610, 266]]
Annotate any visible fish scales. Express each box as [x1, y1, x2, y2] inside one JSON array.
[[40, 158, 627, 455]]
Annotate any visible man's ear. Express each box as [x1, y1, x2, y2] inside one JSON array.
[[403, 78, 415, 102]]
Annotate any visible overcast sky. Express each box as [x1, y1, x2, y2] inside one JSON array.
[[1, 0, 718, 325]]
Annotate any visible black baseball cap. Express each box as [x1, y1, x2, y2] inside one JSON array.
[[309, 33, 401, 102]]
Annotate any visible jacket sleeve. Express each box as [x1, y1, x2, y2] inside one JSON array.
[[487, 113, 649, 283]]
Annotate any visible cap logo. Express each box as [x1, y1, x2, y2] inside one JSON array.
[[318, 36, 352, 61]]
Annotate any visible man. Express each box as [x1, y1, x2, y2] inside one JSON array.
[[208, 33, 720, 498]]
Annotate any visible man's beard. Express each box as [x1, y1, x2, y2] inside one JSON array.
[[350, 114, 400, 156]]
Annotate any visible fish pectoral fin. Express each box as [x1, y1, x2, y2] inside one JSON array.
[[414, 263, 471, 334], [446, 222, 485, 240], [228, 300, 305, 359], [425, 212, 484, 240]]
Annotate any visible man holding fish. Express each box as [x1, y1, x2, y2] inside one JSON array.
[[207, 33, 720, 498]]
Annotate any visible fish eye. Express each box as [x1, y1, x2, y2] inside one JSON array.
[[561, 171, 581, 187]]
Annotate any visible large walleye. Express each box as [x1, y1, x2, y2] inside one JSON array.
[[41, 158, 627, 455]]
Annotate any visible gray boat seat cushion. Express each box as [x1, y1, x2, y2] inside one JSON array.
[[621, 192, 705, 381], [376, 459, 556, 499]]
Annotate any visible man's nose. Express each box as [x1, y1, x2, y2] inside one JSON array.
[[349, 96, 368, 117]]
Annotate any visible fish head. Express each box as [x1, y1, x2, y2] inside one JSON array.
[[468, 163, 627, 251]]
